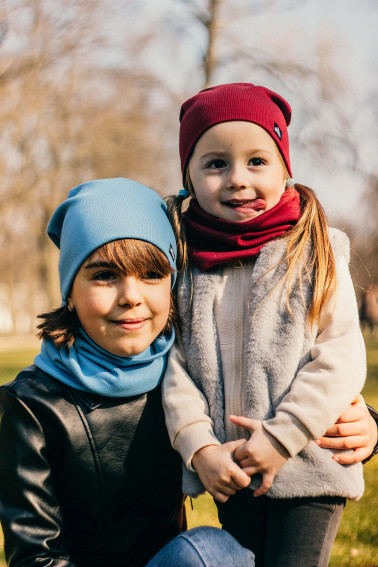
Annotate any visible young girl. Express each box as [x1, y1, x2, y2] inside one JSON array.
[[162, 83, 368, 566], [0, 177, 255, 567]]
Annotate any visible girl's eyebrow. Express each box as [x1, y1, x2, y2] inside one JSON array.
[[200, 148, 274, 159], [199, 150, 227, 159], [84, 261, 117, 270]]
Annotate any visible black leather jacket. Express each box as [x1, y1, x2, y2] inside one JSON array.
[[0, 366, 184, 567]]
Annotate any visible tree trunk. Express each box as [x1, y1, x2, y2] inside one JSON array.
[[203, 0, 221, 88]]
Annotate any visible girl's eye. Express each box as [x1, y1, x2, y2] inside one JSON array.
[[207, 159, 227, 169], [93, 271, 116, 281], [249, 157, 265, 166], [143, 272, 164, 281]]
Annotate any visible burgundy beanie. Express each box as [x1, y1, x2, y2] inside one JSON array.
[[179, 82, 292, 177]]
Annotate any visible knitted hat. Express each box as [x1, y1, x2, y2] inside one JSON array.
[[179, 82, 292, 177], [48, 178, 177, 300]]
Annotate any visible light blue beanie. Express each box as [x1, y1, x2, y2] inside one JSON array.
[[47, 178, 177, 301]]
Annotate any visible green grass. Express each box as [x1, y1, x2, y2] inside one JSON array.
[[0, 350, 38, 386], [1, 338, 378, 566]]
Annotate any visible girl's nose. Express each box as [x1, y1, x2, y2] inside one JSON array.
[[118, 276, 143, 306], [227, 163, 249, 189]]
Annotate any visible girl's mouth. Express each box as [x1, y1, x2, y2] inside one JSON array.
[[223, 198, 266, 212], [113, 318, 147, 331]]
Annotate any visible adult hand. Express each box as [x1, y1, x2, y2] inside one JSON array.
[[315, 395, 378, 464]]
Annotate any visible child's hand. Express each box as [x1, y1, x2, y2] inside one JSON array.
[[230, 416, 289, 497], [191, 441, 251, 503], [315, 394, 378, 464]]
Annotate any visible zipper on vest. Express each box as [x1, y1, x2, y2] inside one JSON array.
[[231, 260, 244, 439]]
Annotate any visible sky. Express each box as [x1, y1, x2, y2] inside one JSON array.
[[283, 0, 377, 222]]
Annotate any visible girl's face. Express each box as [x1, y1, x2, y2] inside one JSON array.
[[188, 121, 287, 222], [68, 252, 171, 357]]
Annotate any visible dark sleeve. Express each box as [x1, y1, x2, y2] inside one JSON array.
[[364, 404, 378, 463], [0, 387, 77, 567]]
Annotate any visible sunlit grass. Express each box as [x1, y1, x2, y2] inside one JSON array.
[[0, 349, 39, 386], [0, 528, 4, 566]]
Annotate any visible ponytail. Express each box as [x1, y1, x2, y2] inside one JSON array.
[[283, 183, 337, 327], [166, 169, 195, 274], [165, 193, 189, 275]]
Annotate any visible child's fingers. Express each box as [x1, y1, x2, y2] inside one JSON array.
[[221, 468, 249, 491], [321, 423, 357, 438], [333, 395, 366, 425], [233, 442, 254, 463], [227, 479, 243, 491], [332, 447, 371, 465], [237, 465, 258, 477], [210, 489, 232, 503], [225, 438, 248, 453], [315, 433, 363, 450], [236, 457, 255, 469], [210, 482, 239, 502], [229, 415, 260, 433], [231, 467, 251, 489], [253, 472, 274, 497], [322, 417, 370, 439], [315, 434, 369, 449], [335, 406, 365, 424]]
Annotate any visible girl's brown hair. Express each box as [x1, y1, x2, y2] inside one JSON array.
[[37, 238, 175, 348], [166, 177, 336, 328]]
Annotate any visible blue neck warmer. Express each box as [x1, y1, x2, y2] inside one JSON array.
[[34, 328, 175, 398]]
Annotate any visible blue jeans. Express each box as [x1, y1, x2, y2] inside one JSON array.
[[146, 526, 255, 567]]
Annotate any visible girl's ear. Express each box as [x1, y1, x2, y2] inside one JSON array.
[[67, 298, 75, 312]]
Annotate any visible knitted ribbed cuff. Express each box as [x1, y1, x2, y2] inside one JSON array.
[[174, 422, 221, 472], [263, 411, 312, 458]]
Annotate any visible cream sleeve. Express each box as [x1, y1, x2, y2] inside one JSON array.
[[162, 340, 221, 471], [263, 255, 366, 457]]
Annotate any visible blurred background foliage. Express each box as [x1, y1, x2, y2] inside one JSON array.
[[0, 0, 377, 336]]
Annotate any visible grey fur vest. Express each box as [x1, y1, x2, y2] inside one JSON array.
[[178, 228, 364, 499]]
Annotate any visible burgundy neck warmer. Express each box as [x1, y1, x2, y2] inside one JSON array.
[[182, 187, 301, 271]]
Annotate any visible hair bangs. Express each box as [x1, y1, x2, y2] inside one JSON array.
[[90, 238, 174, 280]]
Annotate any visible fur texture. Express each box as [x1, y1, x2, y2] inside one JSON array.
[[178, 229, 364, 499]]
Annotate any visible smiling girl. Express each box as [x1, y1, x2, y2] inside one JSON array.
[[163, 83, 370, 566]]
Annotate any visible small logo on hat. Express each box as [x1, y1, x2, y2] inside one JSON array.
[[169, 244, 175, 262], [274, 123, 282, 140]]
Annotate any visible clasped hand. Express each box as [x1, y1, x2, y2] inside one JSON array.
[[192, 417, 289, 502], [230, 415, 289, 497]]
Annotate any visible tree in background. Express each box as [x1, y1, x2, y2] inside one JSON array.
[[0, 0, 376, 333], [0, 0, 177, 330]]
